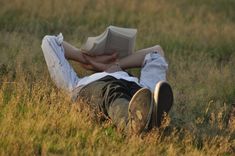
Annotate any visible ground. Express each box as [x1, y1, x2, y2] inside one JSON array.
[[0, 0, 234, 155]]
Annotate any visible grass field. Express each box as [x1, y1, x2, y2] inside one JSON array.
[[0, 0, 235, 155]]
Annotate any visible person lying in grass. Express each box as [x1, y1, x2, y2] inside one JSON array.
[[41, 33, 173, 134]]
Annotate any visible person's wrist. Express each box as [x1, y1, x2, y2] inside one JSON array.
[[105, 60, 122, 73], [114, 60, 121, 68], [114, 62, 119, 68], [108, 60, 119, 68]]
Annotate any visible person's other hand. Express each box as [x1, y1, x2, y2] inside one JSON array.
[[81, 54, 122, 72], [81, 51, 118, 64], [104, 63, 122, 73], [81, 54, 108, 71]]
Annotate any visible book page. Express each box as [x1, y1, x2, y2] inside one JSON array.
[[81, 26, 137, 57], [104, 31, 133, 58], [109, 26, 137, 37], [81, 30, 108, 53]]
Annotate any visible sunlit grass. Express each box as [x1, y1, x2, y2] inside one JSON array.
[[0, 0, 234, 155]]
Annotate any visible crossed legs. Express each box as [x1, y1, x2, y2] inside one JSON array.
[[41, 34, 172, 133]]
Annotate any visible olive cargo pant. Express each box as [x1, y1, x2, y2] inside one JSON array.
[[78, 76, 141, 129]]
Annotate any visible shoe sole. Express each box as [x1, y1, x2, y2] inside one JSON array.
[[154, 81, 173, 127], [128, 88, 153, 134]]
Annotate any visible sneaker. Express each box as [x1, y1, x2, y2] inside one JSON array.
[[150, 81, 173, 128], [128, 88, 153, 134]]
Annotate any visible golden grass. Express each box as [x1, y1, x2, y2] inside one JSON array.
[[0, 0, 235, 155]]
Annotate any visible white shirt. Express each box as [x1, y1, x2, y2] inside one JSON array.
[[76, 71, 139, 88]]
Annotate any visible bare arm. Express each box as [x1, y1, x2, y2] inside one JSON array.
[[62, 41, 117, 64], [83, 45, 164, 72], [62, 41, 86, 63], [119, 45, 164, 69]]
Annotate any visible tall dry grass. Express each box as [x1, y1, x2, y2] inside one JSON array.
[[0, 0, 235, 155]]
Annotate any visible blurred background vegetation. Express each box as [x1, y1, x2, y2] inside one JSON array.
[[0, 0, 234, 155]]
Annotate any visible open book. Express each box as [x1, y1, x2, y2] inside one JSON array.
[[81, 26, 137, 58]]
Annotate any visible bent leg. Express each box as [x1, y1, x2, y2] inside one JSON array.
[[41, 34, 80, 94], [139, 51, 168, 92], [79, 76, 141, 130]]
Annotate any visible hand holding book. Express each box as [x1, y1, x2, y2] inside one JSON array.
[[80, 52, 118, 71]]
